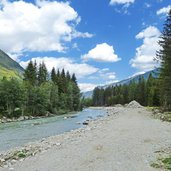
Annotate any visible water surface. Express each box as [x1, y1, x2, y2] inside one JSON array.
[[0, 108, 106, 152]]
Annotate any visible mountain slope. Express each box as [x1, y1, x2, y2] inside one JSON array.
[[83, 69, 159, 98], [0, 50, 24, 79]]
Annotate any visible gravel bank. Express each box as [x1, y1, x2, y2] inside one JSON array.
[[0, 106, 171, 171]]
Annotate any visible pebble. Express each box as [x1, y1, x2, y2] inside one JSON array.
[[11, 159, 16, 164], [0, 159, 5, 162], [85, 127, 91, 131], [56, 143, 61, 146]]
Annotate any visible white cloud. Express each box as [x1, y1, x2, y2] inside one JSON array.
[[20, 57, 98, 79], [78, 83, 97, 92], [157, 5, 171, 15], [0, 0, 93, 54], [99, 68, 110, 73], [110, 0, 135, 5], [135, 26, 160, 39], [99, 71, 116, 80], [82, 43, 121, 62], [130, 26, 161, 72]]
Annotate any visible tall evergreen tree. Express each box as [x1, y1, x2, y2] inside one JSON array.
[[38, 62, 48, 85], [71, 73, 77, 84], [157, 9, 171, 110], [51, 67, 57, 83], [24, 60, 37, 86], [66, 71, 71, 80]]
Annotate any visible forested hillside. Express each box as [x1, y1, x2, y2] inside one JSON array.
[[92, 74, 160, 107], [0, 61, 81, 118]]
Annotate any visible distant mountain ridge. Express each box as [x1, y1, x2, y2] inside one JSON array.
[[0, 50, 24, 79], [82, 69, 159, 98]]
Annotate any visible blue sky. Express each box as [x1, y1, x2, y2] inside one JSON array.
[[0, 0, 170, 91]]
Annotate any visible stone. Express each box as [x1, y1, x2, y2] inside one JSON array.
[[55, 143, 61, 146], [11, 159, 16, 164], [24, 116, 29, 120], [83, 120, 89, 125], [0, 159, 5, 162]]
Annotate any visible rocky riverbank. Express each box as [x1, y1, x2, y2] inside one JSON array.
[[0, 102, 171, 171], [0, 107, 121, 169]]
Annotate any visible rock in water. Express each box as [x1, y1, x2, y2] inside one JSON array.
[[127, 100, 143, 108]]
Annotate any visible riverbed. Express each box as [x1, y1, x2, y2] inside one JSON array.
[[0, 108, 106, 152], [1, 107, 171, 171]]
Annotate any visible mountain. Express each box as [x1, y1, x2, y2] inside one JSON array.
[[0, 50, 24, 80], [82, 69, 159, 98]]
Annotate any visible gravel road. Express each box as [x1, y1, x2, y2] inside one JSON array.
[[1, 107, 171, 171]]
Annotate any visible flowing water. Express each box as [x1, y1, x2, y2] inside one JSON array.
[[0, 108, 106, 152]]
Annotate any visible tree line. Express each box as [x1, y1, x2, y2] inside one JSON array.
[[156, 9, 171, 111], [91, 74, 160, 107], [90, 9, 171, 111], [0, 61, 81, 118]]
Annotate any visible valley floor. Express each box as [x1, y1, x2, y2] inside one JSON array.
[[1, 107, 171, 171]]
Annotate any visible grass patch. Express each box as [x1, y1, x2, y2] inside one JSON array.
[[151, 156, 171, 171], [161, 112, 171, 122], [162, 156, 171, 170], [148, 107, 171, 122], [17, 151, 26, 158], [151, 162, 161, 169]]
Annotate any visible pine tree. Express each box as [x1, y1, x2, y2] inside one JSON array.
[[38, 62, 48, 85], [66, 71, 71, 80], [51, 67, 57, 83], [157, 9, 171, 110], [71, 74, 80, 110], [71, 73, 77, 83], [24, 60, 37, 86], [146, 74, 154, 106]]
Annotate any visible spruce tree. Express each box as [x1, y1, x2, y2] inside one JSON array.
[[157, 9, 171, 110], [24, 60, 37, 86], [38, 62, 48, 85], [71, 73, 77, 83], [51, 67, 57, 83]]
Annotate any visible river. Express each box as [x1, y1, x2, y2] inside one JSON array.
[[0, 108, 106, 152]]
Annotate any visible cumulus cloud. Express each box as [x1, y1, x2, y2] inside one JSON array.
[[135, 26, 160, 39], [110, 0, 135, 5], [130, 26, 161, 72], [20, 57, 98, 79], [78, 83, 97, 92], [82, 43, 121, 62], [0, 0, 93, 54], [157, 5, 171, 16]]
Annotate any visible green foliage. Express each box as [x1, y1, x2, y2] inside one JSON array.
[[17, 151, 26, 158], [0, 78, 23, 118], [81, 97, 93, 107], [156, 9, 171, 111], [151, 155, 171, 171], [92, 75, 160, 107], [162, 156, 171, 170], [0, 61, 81, 118], [24, 61, 37, 86], [38, 62, 48, 85]]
